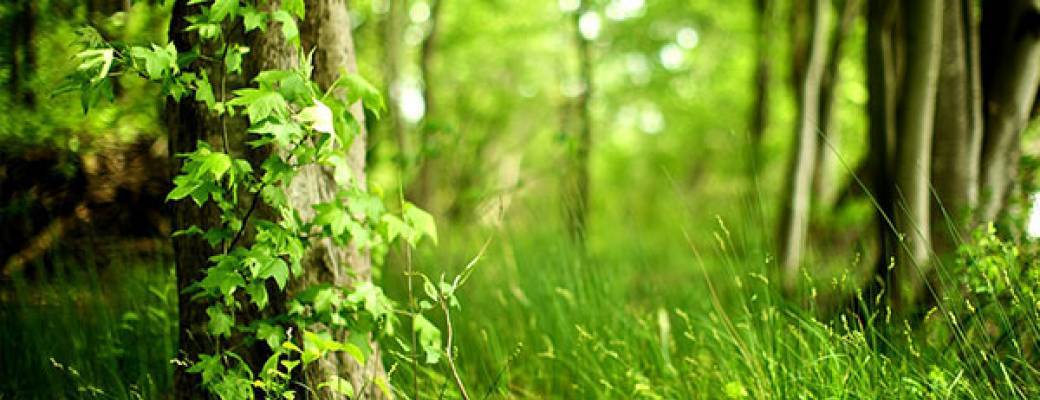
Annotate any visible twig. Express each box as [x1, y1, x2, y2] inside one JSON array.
[[438, 292, 470, 400]]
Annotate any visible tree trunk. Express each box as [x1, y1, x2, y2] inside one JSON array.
[[748, 0, 773, 174], [930, 0, 982, 259], [978, 0, 1040, 224], [812, 0, 860, 209], [167, 1, 251, 398], [291, 1, 384, 397], [565, 3, 594, 245], [408, 0, 445, 210], [778, 0, 830, 289], [863, 0, 900, 307], [7, 0, 36, 107], [168, 1, 382, 398], [382, 0, 408, 176], [891, 0, 943, 310]]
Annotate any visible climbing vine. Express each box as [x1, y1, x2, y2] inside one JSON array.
[[63, 1, 444, 398]]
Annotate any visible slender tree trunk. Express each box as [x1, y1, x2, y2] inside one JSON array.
[[8, 0, 36, 107], [778, 0, 830, 289], [978, 0, 1040, 223], [930, 0, 982, 259], [408, 0, 445, 210], [892, 0, 942, 310], [748, 0, 773, 174], [812, 0, 860, 209], [383, 0, 408, 176], [565, 3, 594, 245], [863, 0, 900, 307]]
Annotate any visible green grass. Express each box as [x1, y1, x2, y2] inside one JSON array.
[[0, 245, 176, 399], [2, 199, 1038, 399]]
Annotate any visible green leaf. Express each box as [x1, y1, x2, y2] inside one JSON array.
[[228, 87, 288, 123], [209, 0, 239, 22], [281, 0, 306, 18], [194, 72, 217, 109], [241, 6, 268, 32], [381, 214, 409, 243], [256, 323, 285, 350], [256, 256, 289, 290], [413, 314, 442, 364], [313, 203, 350, 237], [245, 281, 269, 309], [200, 264, 245, 299], [404, 203, 438, 245], [331, 72, 386, 116], [206, 305, 234, 338], [271, 10, 299, 45], [318, 376, 353, 398], [130, 43, 178, 81], [224, 45, 249, 75]]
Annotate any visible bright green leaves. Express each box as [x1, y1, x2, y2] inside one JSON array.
[[252, 255, 289, 290], [229, 87, 290, 124], [63, 1, 445, 397], [413, 314, 443, 364], [281, 0, 306, 19], [207, 305, 235, 338], [300, 331, 366, 367], [383, 202, 438, 247], [75, 48, 115, 83], [209, 0, 240, 22], [167, 143, 242, 206], [271, 11, 300, 46], [318, 376, 354, 398], [130, 43, 179, 81], [225, 45, 250, 75], [200, 258, 245, 300], [329, 72, 386, 116], [241, 6, 269, 33]]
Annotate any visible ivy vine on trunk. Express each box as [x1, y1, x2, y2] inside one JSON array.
[[61, 1, 444, 398]]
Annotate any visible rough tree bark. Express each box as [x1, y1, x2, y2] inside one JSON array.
[[978, 0, 1040, 224], [294, 1, 385, 397], [778, 0, 830, 289], [891, 0, 942, 310], [930, 0, 982, 259]]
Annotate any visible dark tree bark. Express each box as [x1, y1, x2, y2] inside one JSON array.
[[7, 0, 36, 107], [979, 0, 1040, 224], [167, 2, 240, 398], [862, 0, 900, 307]]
